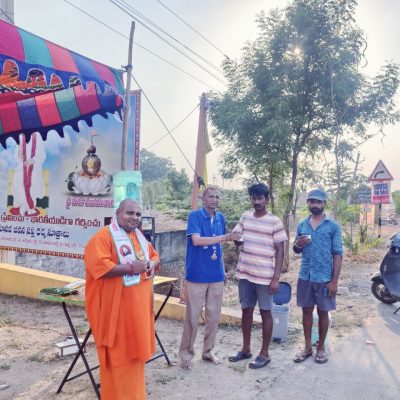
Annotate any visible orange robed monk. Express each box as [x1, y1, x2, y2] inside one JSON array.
[[84, 199, 160, 400]]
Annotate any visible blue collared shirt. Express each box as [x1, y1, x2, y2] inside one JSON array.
[[186, 208, 226, 283], [295, 215, 343, 282]]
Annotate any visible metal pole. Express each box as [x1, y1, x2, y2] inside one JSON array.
[[0, 0, 14, 23], [378, 203, 382, 238], [121, 21, 135, 171], [0, 0, 16, 265]]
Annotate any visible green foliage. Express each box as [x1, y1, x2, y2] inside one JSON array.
[[392, 191, 400, 214], [156, 199, 191, 221], [343, 229, 383, 254], [218, 189, 249, 229], [140, 149, 174, 182], [142, 180, 166, 209], [154, 188, 251, 225], [209, 0, 399, 233], [165, 169, 191, 201], [336, 201, 360, 226], [140, 149, 189, 209]]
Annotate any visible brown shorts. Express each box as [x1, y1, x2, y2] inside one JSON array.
[[296, 279, 336, 311]]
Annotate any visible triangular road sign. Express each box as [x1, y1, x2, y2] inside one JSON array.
[[368, 160, 394, 181]]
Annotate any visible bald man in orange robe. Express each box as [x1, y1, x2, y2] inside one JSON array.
[[85, 199, 160, 400]]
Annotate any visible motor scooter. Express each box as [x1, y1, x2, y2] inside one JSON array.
[[371, 232, 400, 313]]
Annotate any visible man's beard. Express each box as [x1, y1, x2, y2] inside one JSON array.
[[310, 207, 324, 215]]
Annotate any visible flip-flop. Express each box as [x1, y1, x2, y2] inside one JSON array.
[[228, 351, 252, 362], [293, 349, 313, 363], [248, 355, 271, 369], [315, 351, 328, 364]]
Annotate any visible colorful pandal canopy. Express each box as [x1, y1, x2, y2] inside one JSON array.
[[0, 19, 125, 148]]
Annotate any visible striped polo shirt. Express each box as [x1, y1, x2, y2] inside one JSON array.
[[234, 211, 288, 285]]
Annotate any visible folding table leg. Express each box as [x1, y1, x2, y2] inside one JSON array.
[[146, 283, 174, 365], [155, 330, 171, 365], [57, 302, 100, 399], [154, 283, 174, 321]]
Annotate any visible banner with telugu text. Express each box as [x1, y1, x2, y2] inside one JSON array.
[[0, 91, 141, 258]]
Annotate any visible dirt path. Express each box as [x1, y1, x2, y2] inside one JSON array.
[[1, 230, 399, 399]]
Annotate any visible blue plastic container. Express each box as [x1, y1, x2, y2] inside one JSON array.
[[272, 282, 292, 342]]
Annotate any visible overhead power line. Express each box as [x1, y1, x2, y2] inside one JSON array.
[[131, 73, 197, 176], [63, 0, 217, 89], [117, 0, 223, 75], [110, 0, 226, 85], [155, 0, 229, 59], [147, 103, 199, 150]]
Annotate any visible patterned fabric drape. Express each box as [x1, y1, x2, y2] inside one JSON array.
[[0, 19, 124, 147]]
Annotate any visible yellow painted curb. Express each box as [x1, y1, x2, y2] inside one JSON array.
[[0, 264, 258, 326], [0, 263, 77, 298]]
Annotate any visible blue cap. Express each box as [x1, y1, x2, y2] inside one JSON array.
[[307, 189, 326, 201]]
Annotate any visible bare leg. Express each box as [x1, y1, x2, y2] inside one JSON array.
[[241, 307, 254, 354], [316, 308, 329, 353], [302, 306, 314, 352], [259, 310, 273, 358]]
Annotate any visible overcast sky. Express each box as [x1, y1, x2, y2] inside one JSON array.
[[11, 0, 400, 190]]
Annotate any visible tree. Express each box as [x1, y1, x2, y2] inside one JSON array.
[[140, 149, 174, 182], [165, 168, 191, 201], [209, 0, 399, 269]]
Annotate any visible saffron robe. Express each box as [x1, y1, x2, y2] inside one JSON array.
[[85, 226, 159, 399]]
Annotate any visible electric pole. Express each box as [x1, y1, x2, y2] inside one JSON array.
[[0, 0, 14, 23], [0, 0, 15, 264]]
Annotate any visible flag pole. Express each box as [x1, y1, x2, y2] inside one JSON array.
[[181, 93, 207, 304], [191, 93, 207, 210], [121, 21, 135, 171]]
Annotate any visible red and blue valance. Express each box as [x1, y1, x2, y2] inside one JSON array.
[[0, 19, 125, 147]]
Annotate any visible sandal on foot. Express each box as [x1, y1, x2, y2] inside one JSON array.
[[315, 351, 328, 364], [248, 355, 271, 369], [229, 351, 252, 362], [293, 349, 313, 363]]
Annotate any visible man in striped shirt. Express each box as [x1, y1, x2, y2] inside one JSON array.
[[229, 183, 287, 369]]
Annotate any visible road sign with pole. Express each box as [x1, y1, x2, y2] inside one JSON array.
[[368, 160, 394, 238], [368, 160, 394, 182]]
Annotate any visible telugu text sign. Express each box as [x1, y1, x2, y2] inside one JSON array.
[[0, 93, 141, 258], [350, 187, 372, 204]]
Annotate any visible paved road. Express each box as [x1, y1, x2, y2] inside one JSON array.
[[262, 299, 400, 400]]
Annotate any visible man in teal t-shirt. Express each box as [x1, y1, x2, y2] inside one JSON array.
[[293, 189, 343, 365]]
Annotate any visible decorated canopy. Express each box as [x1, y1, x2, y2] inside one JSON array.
[[0, 19, 125, 148]]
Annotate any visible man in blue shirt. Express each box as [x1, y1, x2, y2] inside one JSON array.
[[179, 185, 240, 369], [293, 189, 343, 364]]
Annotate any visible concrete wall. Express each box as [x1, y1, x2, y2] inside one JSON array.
[[13, 230, 187, 279], [155, 230, 186, 265]]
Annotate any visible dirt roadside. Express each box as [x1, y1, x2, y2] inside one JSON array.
[[0, 226, 399, 400]]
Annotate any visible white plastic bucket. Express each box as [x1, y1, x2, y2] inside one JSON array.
[[311, 309, 332, 347]]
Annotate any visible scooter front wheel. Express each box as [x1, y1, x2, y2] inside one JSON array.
[[371, 281, 398, 304]]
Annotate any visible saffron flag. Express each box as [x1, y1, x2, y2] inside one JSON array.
[[200, 123, 212, 187]]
